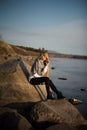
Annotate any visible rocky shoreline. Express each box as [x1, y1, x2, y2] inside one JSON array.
[[0, 58, 87, 130], [0, 41, 87, 130]]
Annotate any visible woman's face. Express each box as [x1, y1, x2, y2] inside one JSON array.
[[41, 54, 46, 61], [40, 52, 49, 62]]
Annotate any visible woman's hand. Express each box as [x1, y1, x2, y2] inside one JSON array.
[[44, 60, 49, 66]]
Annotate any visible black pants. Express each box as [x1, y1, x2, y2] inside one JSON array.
[[30, 77, 63, 98]]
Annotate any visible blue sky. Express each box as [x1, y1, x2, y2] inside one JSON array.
[[0, 0, 87, 55]]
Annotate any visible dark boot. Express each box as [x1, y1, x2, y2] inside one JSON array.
[[57, 91, 65, 99]]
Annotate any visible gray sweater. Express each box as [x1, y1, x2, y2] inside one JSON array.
[[29, 58, 49, 81]]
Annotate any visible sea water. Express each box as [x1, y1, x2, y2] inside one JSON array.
[[50, 58, 87, 119]]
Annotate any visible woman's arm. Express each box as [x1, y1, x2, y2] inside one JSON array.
[[44, 67, 49, 77], [41, 62, 50, 77]]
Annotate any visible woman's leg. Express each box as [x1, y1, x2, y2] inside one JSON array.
[[30, 77, 53, 99], [49, 79, 65, 99]]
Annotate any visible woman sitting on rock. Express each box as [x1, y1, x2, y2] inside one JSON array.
[[29, 51, 65, 99]]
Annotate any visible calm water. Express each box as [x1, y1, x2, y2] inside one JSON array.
[[50, 58, 87, 119]]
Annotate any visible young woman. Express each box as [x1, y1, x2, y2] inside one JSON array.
[[29, 51, 65, 99]]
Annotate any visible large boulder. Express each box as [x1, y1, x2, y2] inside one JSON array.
[[0, 58, 47, 106], [28, 99, 87, 129], [0, 107, 34, 130]]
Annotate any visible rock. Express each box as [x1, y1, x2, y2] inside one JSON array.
[[76, 122, 87, 130], [0, 58, 47, 106], [46, 123, 77, 130], [29, 99, 86, 130], [80, 88, 86, 91], [0, 107, 34, 130], [68, 98, 82, 105], [58, 77, 67, 80], [4, 101, 36, 116], [51, 67, 55, 69], [0, 59, 19, 75]]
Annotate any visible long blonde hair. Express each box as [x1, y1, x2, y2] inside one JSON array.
[[39, 51, 49, 62], [39, 51, 50, 77]]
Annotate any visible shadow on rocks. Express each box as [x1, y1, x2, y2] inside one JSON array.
[[3, 101, 57, 130], [0, 107, 34, 130]]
